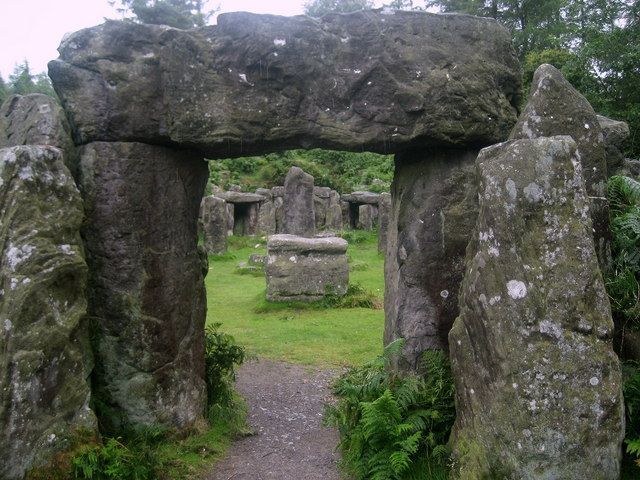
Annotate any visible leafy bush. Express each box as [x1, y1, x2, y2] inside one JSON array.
[[606, 175, 640, 327], [622, 362, 640, 477], [324, 340, 455, 480], [71, 428, 164, 480], [204, 322, 246, 419]]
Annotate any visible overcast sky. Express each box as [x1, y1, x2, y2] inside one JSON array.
[[0, 0, 430, 79]]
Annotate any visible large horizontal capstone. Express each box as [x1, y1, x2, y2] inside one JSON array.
[[49, 10, 520, 157]]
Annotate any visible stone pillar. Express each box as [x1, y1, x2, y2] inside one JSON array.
[[202, 195, 228, 254], [0, 146, 96, 480], [357, 204, 375, 230], [340, 200, 351, 229], [449, 136, 624, 479], [283, 166, 315, 237], [598, 114, 630, 177], [378, 192, 391, 253], [384, 148, 478, 371], [78, 141, 208, 432], [226, 203, 234, 236], [314, 186, 331, 229], [326, 190, 343, 231], [510, 64, 611, 270]]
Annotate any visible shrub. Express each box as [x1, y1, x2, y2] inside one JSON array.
[[204, 322, 246, 419], [622, 361, 640, 477], [324, 340, 455, 480]]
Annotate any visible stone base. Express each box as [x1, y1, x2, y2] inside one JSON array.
[[265, 234, 348, 302]]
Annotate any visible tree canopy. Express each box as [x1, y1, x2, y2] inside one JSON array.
[[303, 0, 374, 17], [109, 0, 214, 28], [0, 61, 57, 105]]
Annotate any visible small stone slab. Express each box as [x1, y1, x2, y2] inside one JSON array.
[[265, 234, 349, 302], [342, 191, 381, 204], [215, 191, 266, 203]]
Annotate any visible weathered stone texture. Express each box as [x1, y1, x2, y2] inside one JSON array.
[[257, 199, 277, 235], [449, 136, 624, 479], [597, 114, 630, 176], [49, 11, 519, 157], [78, 141, 208, 432], [510, 64, 610, 268], [384, 149, 478, 371], [0, 93, 77, 172], [326, 190, 343, 231], [202, 195, 228, 254], [283, 166, 315, 237], [357, 204, 376, 230], [0, 146, 96, 480], [378, 192, 391, 253], [265, 234, 349, 302]]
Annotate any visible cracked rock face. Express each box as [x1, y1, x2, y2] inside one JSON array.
[[510, 64, 610, 268], [449, 136, 624, 479], [0, 145, 96, 480], [78, 141, 208, 432], [48, 10, 520, 157]]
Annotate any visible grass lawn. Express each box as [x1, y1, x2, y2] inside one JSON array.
[[205, 231, 385, 368]]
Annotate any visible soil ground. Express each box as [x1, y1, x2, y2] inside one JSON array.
[[206, 358, 343, 480]]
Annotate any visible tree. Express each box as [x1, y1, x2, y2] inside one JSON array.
[[0, 75, 8, 106], [304, 0, 374, 17], [9, 61, 38, 95], [109, 0, 214, 29]]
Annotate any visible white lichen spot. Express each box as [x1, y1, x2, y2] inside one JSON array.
[[539, 320, 562, 338], [489, 295, 501, 306], [584, 123, 590, 129], [512, 383, 518, 389], [523, 182, 543, 203], [6, 244, 35, 272], [238, 73, 254, 86], [10, 278, 18, 290], [528, 400, 538, 411], [505, 178, 517, 201], [3, 319, 12, 331], [488, 246, 500, 257], [353, 69, 362, 74], [48, 433, 56, 443], [507, 280, 527, 299], [457, 340, 462, 346], [22, 278, 30, 285], [59, 244, 73, 255], [289, 255, 297, 263], [589, 377, 600, 386], [273, 38, 286, 47], [469, 388, 475, 394], [340, 36, 349, 43], [440, 290, 449, 299]]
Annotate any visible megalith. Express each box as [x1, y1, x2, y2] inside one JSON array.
[[0, 94, 76, 170], [357, 204, 376, 230], [202, 195, 228, 254], [510, 64, 611, 268], [384, 149, 479, 370], [449, 136, 624, 479], [598, 114, 630, 176], [78, 142, 208, 431], [256, 188, 277, 236], [377, 192, 391, 253], [46, 8, 521, 431], [265, 235, 349, 302], [326, 190, 344, 231], [0, 146, 96, 479], [283, 166, 315, 237]]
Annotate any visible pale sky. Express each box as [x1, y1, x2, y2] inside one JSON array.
[[0, 0, 429, 79]]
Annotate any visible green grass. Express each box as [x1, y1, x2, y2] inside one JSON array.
[[205, 231, 385, 367]]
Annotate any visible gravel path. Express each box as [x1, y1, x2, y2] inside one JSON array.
[[205, 358, 342, 480]]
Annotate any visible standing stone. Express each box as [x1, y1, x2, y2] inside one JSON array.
[[0, 146, 96, 480], [340, 200, 351, 229], [78, 141, 208, 432], [597, 114, 630, 176], [510, 64, 610, 269], [226, 203, 234, 236], [326, 190, 343, 231], [378, 192, 391, 253], [384, 149, 478, 371], [357, 204, 375, 230], [449, 136, 624, 479], [283, 166, 315, 237], [314, 186, 331, 229], [202, 195, 228, 254], [265, 234, 349, 302], [257, 199, 277, 236]]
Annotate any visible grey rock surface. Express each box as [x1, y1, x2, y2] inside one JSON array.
[[265, 234, 349, 302], [357, 204, 376, 230], [283, 166, 315, 237], [0, 93, 77, 172], [384, 149, 478, 371], [202, 195, 228, 254], [449, 136, 624, 479], [510, 64, 610, 268], [49, 11, 519, 156], [326, 190, 343, 231], [78, 141, 208, 432], [257, 199, 277, 235], [215, 191, 266, 204], [598, 114, 630, 176], [377, 192, 391, 253], [342, 191, 381, 205], [0, 146, 96, 480]]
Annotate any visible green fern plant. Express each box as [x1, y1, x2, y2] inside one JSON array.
[[324, 340, 455, 480]]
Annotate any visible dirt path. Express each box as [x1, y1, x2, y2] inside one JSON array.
[[206, 358, 342, 480]]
